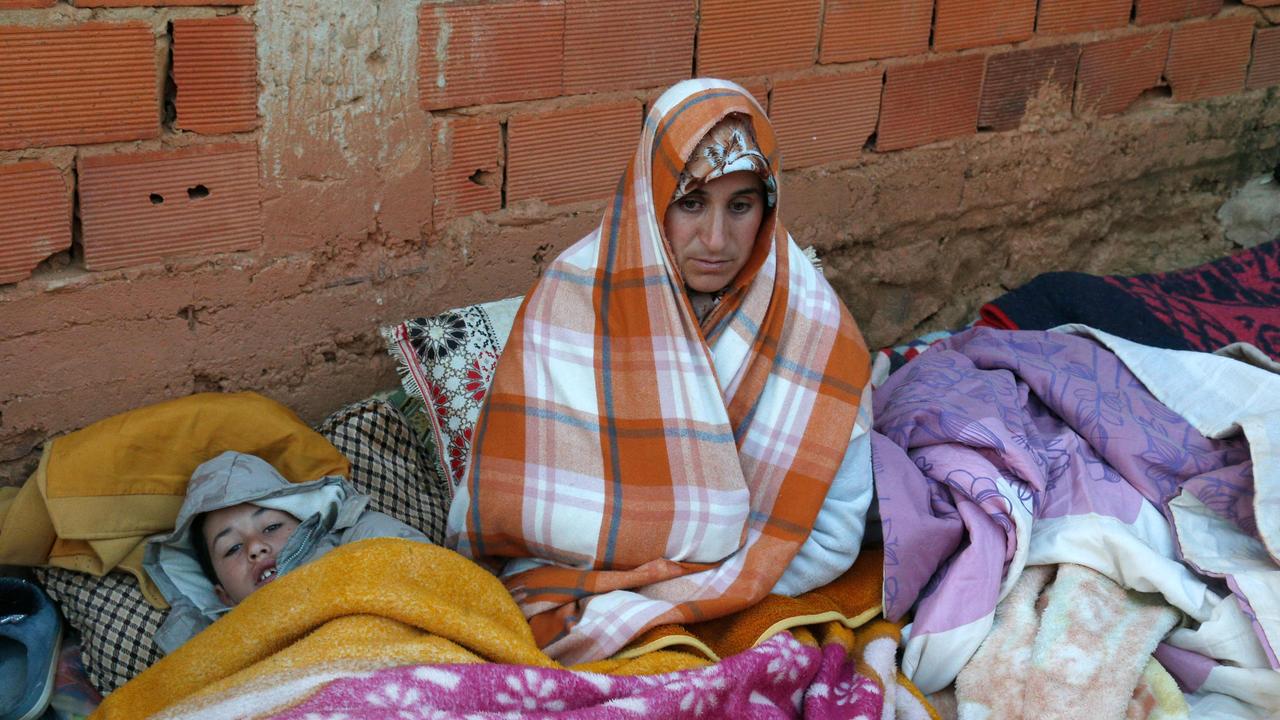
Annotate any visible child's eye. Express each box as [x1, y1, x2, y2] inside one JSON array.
[[223, 543, 241, 558], [265, 523, 282, 533]]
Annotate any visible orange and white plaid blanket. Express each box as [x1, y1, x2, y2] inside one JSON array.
[[448, 79, 871, 663]]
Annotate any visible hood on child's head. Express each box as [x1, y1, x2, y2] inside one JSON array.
[[143, 450, 353, 648], [190, 451, 292, 497]]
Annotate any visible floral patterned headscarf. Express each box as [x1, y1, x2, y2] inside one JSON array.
[[673, 114, 778, 208]]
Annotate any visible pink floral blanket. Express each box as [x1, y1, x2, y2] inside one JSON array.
[[268, 634, 884, 719]]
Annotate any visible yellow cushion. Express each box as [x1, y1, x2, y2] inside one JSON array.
[[0, 391, 348, 605]]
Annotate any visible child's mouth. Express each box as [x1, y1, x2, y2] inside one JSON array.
[[257, 567, 277, 585]]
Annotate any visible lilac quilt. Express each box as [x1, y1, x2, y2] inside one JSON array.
[[872, 326, 1280, 714]]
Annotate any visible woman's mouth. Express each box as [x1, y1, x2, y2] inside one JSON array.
[[691, 258, 731, 271]]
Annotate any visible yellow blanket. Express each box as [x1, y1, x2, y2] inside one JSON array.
[[92, 538, 701, 719], [0, 391, 347, 605], [94, 539, 935, 720], [616, 549, 886, 663]]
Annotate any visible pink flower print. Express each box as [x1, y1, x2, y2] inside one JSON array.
[[495, 669, 568, 712], [659, 666, 728, 716], [761, 634, 811, 684]]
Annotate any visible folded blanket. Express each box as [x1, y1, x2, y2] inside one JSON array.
[[0, 392, 348, 605], [978, 238, 1280, 359], [620, 549, 884, 662], [93, 538, 932, 720], [874, 326, 1280, 715]]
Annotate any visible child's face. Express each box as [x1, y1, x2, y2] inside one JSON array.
[[201, 503, 300, 605]]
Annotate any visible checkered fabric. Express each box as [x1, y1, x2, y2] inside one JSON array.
[[34, 566, 163, 694], [31, 394, 451, 695], [316, 397, 452, 544], [450, 79, 871, 664]]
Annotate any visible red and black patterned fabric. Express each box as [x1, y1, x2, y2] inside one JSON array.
[[978, 239, 1280, 358]]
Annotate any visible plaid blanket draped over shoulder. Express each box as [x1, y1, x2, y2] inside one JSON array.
[[447, 79, 871, 663]]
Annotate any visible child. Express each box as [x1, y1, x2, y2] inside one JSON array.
[[144, 450, 428, 653]]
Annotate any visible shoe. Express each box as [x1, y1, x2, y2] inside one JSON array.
[[0, 578, 63, 720]]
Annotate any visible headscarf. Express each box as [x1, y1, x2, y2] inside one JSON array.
[[447, 78, 870, 663], [673, 113, 777, 208]]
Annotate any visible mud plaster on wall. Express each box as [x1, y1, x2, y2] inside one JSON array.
[[257, 0, 432, 248]]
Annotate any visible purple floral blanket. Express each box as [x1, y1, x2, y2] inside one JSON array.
[[873, 326, 1280, 714]]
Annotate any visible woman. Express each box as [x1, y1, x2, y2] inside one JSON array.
[[447, 79, 873, 663]]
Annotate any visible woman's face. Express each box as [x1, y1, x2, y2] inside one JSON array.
[[663, 170, 766, 294]]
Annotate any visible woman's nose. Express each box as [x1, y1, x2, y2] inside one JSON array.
[[703, 208, 727, 251]]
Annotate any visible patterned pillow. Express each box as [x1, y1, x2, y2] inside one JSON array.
[[382, 296, 523, 491], [32, 396, 448, 694]]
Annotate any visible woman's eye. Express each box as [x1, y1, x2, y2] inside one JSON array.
[[730, 200, 754, 213], [678, 197, 703, 212]]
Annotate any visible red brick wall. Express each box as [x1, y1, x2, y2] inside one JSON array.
[[1, 0, 1278, 483]]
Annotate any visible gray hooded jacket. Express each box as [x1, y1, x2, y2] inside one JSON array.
[[144, 451, 427, 653]]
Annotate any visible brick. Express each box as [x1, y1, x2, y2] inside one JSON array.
[[736, 80, 770, 114], [173, 17, 258, 134], [877, 54, 985, 152], [1134, 0, 1222, 25], [1076, 30, 1171, 116], [820, 0, 932, 63], [432, 116, 502, 227], [0, 23, 158, 151], [770, 69, 882, 169], [980, 44, 1081, 131], [79, 144, 262, 271], [507, 100, 641, 207], [0, 162, 70, 284], [0, 1, 56, 8], [72, 0, 252, 5], [1249, 26, 1280, 90], [564, 0, 693, 94], [1166, 16, 1254, 101], [419, 0, 563, 111], [1037, 0, 1133, 35], [698, 0, 820, 77], [934, 0, 1036, 52]]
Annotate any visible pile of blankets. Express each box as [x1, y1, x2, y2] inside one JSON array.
[[39, 239, 1280, 718], [978, 238, 1279, 359], [873, 325, 1280, 717], [92, 539, 936, 719]]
